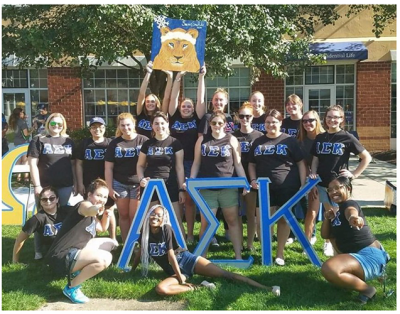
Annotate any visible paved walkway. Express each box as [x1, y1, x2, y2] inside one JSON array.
[[349, 156, 397, 208]]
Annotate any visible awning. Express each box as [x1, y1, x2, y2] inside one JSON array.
[[310, 41, 368, 61]]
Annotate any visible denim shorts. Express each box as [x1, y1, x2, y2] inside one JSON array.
[[317, 185, 337, 207], [113, 179, 140, 199], [176, 250, 200, 278], [200, 188, 239, 209], [350, 246, 390, 281], [183, 160, 193, 179]]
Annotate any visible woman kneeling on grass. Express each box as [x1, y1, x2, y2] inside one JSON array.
[[320, 176, 390, 304], [45, 178, 118, 304], [131, 204, 280, 296]]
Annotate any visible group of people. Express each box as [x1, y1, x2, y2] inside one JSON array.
[[10, 62, 389, 305]]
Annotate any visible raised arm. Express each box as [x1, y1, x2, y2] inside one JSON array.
[[137, 62, 153, 116], [196, 65, 206, 119], [169, 71, 187, 116], [161, 70, 173, 114]]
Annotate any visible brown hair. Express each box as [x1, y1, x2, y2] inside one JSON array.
[[285, 94, 303, 108], [115, 112, 136, 137], [265, 109, 283, 122], [298, 110, 325, 142], [143, 94, 161, 116], [323, 105, 345, 129], [8, 108, 23, 131], [209, 112, 227, 124], [87, 178, 109, 195], [151, 111, 170, 137]]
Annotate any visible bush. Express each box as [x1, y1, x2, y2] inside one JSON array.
[[67, 125, 117, 143]]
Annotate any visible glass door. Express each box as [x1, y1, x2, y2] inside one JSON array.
[[2, 89, 31, 127], [304, 86, 335, 120]]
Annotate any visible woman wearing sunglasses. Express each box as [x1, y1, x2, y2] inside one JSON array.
[[168, 66, 206, 244], [46, 178, 118, 304], [28, 113, 76, 207], [190, 113, 249, 259], [248, 109, 306, 266], [12, 186, 68, 263], [232, 102, 263, 251]]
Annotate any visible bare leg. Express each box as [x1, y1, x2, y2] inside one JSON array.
[[172, 201, 186, 237], [128, 198, 139, 229], [106, 205, 117, 241], [184, 195, 196, 241], [304, 194, 320, 241], [275, 206, 290, 260], [244, 191, 257, 249], [194, 256, 272, 291], [222, 205, 242, 260], [321, 254, 376, 297], [155, 275, 194, 296], [116, 198, 130, 243]]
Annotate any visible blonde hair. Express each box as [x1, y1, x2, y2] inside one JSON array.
[[298, 110, 325, 142], [285, 94, 303, 108], [115, 112, 136, 137], [210, 88, 229, 112], [140, 204, 171, 277], [44, 113, 68, 137], [250, 91, 266, 113], [323, 105, 345, 129], [143, 94, 161, 117]]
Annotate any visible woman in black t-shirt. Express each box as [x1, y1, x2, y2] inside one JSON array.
[[105, 113, 148, 243], [12, 186, 68, 263], [46, 179, 118, 304], [320, 177, 389, 304], [168, 66, 206, 244], [137, 112, 186, 237], [136, 62, 172, 138], [131, 204, 280, 296]]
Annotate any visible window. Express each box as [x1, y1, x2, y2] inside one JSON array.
[[2, 69, 28, 88], [391, 62, 396, 138], [183, 67, 251, 115], [336, 65, 355, 131], [305, 66, 334, 85], [30, 69, 49, 113], [83, 69, 142, 127]]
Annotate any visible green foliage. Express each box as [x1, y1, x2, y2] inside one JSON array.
[[67, 125, 116, 143], [1, 207, 397, 310], [4, 4, 395, 88]]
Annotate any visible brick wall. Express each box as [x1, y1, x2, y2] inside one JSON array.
[[252, 72, 285, 113], [356, 62, 391, 151], [48, 68, 83, 130]]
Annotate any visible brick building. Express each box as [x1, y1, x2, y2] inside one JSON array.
[[2, 6, 396, 151]]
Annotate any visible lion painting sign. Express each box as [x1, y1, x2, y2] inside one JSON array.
[[150, 16, 207, 73]]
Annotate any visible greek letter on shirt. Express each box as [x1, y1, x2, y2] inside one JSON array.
[[43, 222, 63, 236], [85, 220, 96, 237], [43, 143, 72, 155], [240, 141, 251, 153], [84, 148, 106, 160], [254, 144, 288, 156], [201, 144, 231, 157], [171, 120, 197, 131], [138, 119, 152, 131], [114, 146, 142, 158], [149, 242, 167, 256], [316, 142, 345, 155], [147, 146, 173, 155]]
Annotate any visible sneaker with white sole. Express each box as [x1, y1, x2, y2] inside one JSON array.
[[200, 280, 216, 290], [274, 257, 285, 266], [34, 252, 43, 260], [323, 242, 334, 257], [310, 236, 317, 246], [210, 237, 219, 247], [63, 284, 90, 304], [285, 237, 295, 245], [272, 286, 281, 296]]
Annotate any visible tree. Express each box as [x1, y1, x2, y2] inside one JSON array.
[[2, 5, 396, 95]]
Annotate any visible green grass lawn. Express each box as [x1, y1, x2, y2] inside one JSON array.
[[2, 207, 396, 310]]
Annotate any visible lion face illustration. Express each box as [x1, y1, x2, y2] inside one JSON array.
[[153, 27, 201, 73]]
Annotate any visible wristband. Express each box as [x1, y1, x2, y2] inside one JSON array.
[[250, 179, 257, 183], [179, 188, 185, 192]]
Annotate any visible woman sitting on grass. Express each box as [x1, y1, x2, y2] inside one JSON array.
[[131, 204, 280, 296], [45, 179, 118, 304], [319, 176, 390, 304]]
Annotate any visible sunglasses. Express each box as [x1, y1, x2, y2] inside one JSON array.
[[40, 196, 57, 203], [239, 114, 252, 120], [210, 121, 224, 126], [50, 121, 63, 127], [302, 118, 316, 124]]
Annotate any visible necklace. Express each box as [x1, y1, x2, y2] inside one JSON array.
[[326, 132, 338, 143]]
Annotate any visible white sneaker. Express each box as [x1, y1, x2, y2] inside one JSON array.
[[272, 286, 281, 296], [274, 257, 285, 266], [34, 252, 43, 260], [285, 238, 294, 246], [310, 236, 317, 246], [200, 280, 216, 290], [323, 242, 334, 257], [210, 237, 219, 247]]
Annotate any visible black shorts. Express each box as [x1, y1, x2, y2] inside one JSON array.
[[257, 187, 298, 207], [140, 178, 179, 203], [47, 247, 80, 277]]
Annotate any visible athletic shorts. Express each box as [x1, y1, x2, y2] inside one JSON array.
[[256, 187, 298, 207], [317, 185, 337, 207], [350, 246, 390, 281], [200, 188, 239, 209], [176, 250, 200, 278], [113, 179, 140, 199]]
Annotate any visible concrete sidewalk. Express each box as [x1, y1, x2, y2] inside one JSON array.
[[349, 156, 397, 208]]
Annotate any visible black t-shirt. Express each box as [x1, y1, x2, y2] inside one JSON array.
[[299, 136, 315, 168], [105, 135, 148, 185], [311, 130, 365, 187], [45, 202, 96, 263], [251, 114, 267, 134], [136, 112, 153, 139], [281, 117, 301, 138], [22, 207, 70, 247], [140, 136, 183, 180], [330, 200, 376, 253], [248, 133, 304, 190], [76, 137, 112, 187], [27, 135, 75, 187], [140, 224, 180, 276], [233, 129, 263, 179], [199, 133, 234, 178], [198, 113, 235, 135], [169, 111, 200, 161]]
